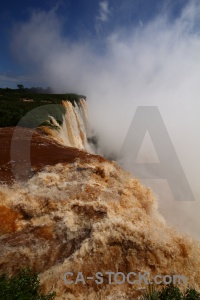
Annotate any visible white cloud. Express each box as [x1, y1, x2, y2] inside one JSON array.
[[95, 1, 110, 32], [98, 1, 110, 22], [139, 19, 143, 28], [10, 1, 200, 239]]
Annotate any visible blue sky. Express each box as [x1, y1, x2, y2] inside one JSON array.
[[0, 0, 190, 88]]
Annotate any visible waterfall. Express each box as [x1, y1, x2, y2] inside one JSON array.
[[42, 98, 92, 152]]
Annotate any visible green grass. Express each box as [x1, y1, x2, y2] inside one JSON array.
[[0, 88, 86, 128], [0, 268, 55, 300], [141, 283, 200, 300]]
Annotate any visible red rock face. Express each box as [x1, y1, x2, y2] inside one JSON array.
[[1, 127, 200, 299], [0, 127, 105, 184]]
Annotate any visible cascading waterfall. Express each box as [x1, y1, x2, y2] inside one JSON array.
[[79, 98, 91, 138], [43, 98, 92, 152]]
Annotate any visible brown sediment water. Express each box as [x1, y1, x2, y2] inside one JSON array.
[[0, 127, 200, 299]]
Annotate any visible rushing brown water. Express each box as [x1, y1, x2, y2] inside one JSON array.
[[0, 127, 200, 299]]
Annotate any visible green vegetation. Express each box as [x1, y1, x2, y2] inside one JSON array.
[[141, 283, 200, 300], [0, 268, 55, 300], [0, 87, 86, 128]]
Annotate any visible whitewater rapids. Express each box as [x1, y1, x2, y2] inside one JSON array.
[[0, 155, 200, 299], [0, 99, 200, 299]]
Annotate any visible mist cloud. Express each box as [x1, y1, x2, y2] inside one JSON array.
[[97, 1, 110, 22], [95, 0, 111, 33], [11, 1, 200, 239]]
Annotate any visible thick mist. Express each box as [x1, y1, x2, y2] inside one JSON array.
[[11, 1, 200, 239]]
